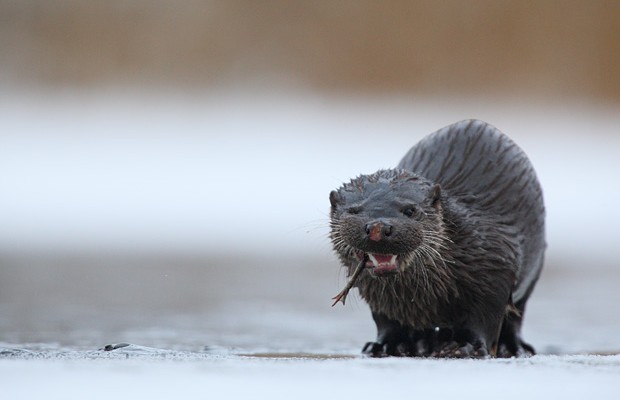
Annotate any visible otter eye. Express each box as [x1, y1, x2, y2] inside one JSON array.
[[403, 207, 416, 217], [347, 207, 361, 215]]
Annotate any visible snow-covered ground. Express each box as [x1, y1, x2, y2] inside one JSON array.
[[2, 349, 619, 400], [1, 89, 619, 398]]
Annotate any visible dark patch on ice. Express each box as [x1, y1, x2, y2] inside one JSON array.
[[238, 352, 356, 360], [102, 342, 130, 351]]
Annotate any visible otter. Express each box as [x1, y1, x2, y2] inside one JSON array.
[[329, 119, 545, 358]]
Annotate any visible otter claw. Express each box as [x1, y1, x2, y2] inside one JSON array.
[[362, 341, 412, 357], [362, 342, 389, 357]]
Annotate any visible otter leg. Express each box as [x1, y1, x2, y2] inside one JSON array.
[[409, 328, 438, 357], [362, 312, 438, 357], [362, 312, 413, 357], [497, 298, 535, 357], [432, 311, 507, 359]]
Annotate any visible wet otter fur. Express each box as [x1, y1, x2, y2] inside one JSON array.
[[329, 120, 545, 358]]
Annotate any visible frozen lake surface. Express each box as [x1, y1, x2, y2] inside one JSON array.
[[2, 348, 619, 400], [1, 90, 619, 398], [2, 255, 619, 399]]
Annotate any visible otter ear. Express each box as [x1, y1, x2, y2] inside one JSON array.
[[329, 190, 343, 208], [430, 184, 441, 210]]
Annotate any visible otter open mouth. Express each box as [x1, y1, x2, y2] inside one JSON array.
[[365, 253, 399, 276]]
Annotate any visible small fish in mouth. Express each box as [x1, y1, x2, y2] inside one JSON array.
[[366, 253, 399, 275]]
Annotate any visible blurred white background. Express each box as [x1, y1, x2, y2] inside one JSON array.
[[1, 92, 619, 264]]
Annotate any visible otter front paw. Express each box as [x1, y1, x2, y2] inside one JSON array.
[[496, 339, 535, 358], [362, 337, 435, 357], [431, 341, 489, 359], [362, 341, 411, 357]]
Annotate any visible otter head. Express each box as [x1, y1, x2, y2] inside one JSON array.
[[329, 169, 443, 277]]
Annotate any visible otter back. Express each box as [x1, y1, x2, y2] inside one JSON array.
[[397, 120, 545, 302]]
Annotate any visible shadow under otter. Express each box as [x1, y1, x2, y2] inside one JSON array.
[[329, 120, 545, 358]]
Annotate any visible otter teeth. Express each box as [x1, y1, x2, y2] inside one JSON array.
[[367, 253, 398, 270], [368, 253, 379, 267]]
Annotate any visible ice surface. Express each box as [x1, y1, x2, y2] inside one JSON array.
[[1, 348, 619, 400]]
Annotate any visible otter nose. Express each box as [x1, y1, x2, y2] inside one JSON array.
[[365, 221, 393, 242]]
